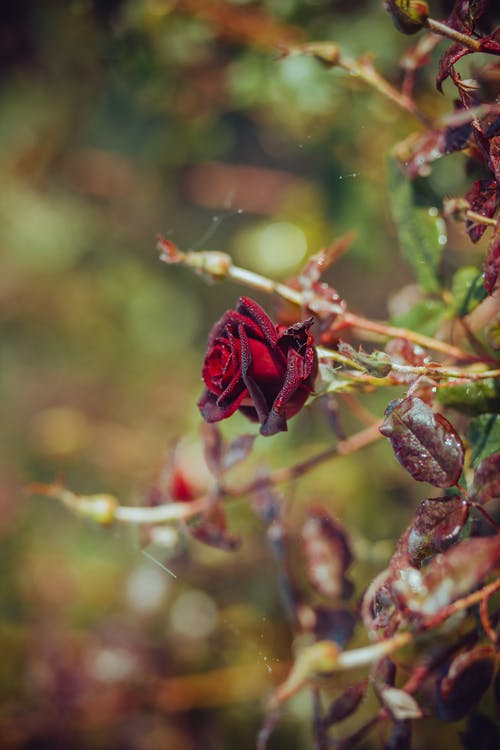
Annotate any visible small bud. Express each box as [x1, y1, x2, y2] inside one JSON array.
[[384, 0, 429, 35]]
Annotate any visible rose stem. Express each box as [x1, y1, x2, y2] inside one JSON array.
[[227, 263, 476, 362], [425, 17, 482, 51]]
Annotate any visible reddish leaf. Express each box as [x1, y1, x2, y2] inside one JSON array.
[[322, 680, 367, 727], [447, 0, 490, 32], [489, 135, 500, 185], [361, 568, 401, 639], [484, 216, 500, 294], [188, 503, 240, 551], [470, 453, 500, 504], [436, 42, 472, 92], [393, 535, 500, 617], [201, 422, 224, 477], [465, 179, 498, 242], [385, 338, 430, 366], [221, 433, 256, 471], [301, 507, 353, 600], [436, 646, 496, 721], [479, 31, 500, 55], [379, 397, 465, 488], [407, 495, 469, 566]]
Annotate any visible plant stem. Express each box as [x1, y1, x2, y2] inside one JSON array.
[[466, 210, 497, 228], [426, 17, 481, 51], [114, 496, 209, 524], [344, 311, 476, 361], [338, 54, 432, 127], [231, 422, 383, 497]]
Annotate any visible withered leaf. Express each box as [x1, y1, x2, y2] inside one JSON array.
[[436, 42, 472, 92], [436, 646, 496, 722], [470, 453, 500, 505], [392, 535, 500, 617], [301, 506, 353, 600], [379, 397, 464, 488], [322, 680, 367, 727], [188, 503, 240, 551], [407, 495, 469, 566], [377, 687, 423, 721]]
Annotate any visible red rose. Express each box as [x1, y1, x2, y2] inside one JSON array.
[[198, 297, 318, 436]]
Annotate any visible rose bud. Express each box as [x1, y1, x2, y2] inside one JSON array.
[[198, 296, 318, 436]]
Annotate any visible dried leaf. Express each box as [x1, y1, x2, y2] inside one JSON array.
[[436, 42, 472, 92], [393, 535, 500, 617], [436, 646, 496, 721], [470, 453, 500, 505], [221, 433, 256, 471], [188, 502, 240, 551], [301, 507, 353, 600], [379, 397, 464, 488], [322, 680, 367, 727], [201, 422, 224, 477], [407, 496, 469, 566], [377, 687, 423, 721]]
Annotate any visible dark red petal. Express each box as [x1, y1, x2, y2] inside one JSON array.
[[237, 296, 278, 346], [238, 323, 272, 425], [198, 387, 247, 422]]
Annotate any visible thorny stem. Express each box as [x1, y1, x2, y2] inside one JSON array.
[[337, 54, 432, 127], [282, 43, 431, 126], [317, 345, 500, 383], [426, 17, 482, 51], [342, 311, 476, 361], [158, 240, 477, 363], [233, 422, 382, 494]]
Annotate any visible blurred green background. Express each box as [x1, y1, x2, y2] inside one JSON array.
[[0, 1, 483, 748]]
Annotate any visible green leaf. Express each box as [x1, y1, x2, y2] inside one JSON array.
[[450, 266, 488, 317], [388, 159, 446, 293], [469, 413, 500, 467], [436, 378, 500, 416], [391, 299, 448, 337]]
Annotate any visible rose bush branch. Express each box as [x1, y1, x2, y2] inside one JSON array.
[[157, 237, 477, 362], [268, 574, 500, 711]]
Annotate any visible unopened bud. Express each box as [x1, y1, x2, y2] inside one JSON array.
[[385, 0, 429, 35]]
